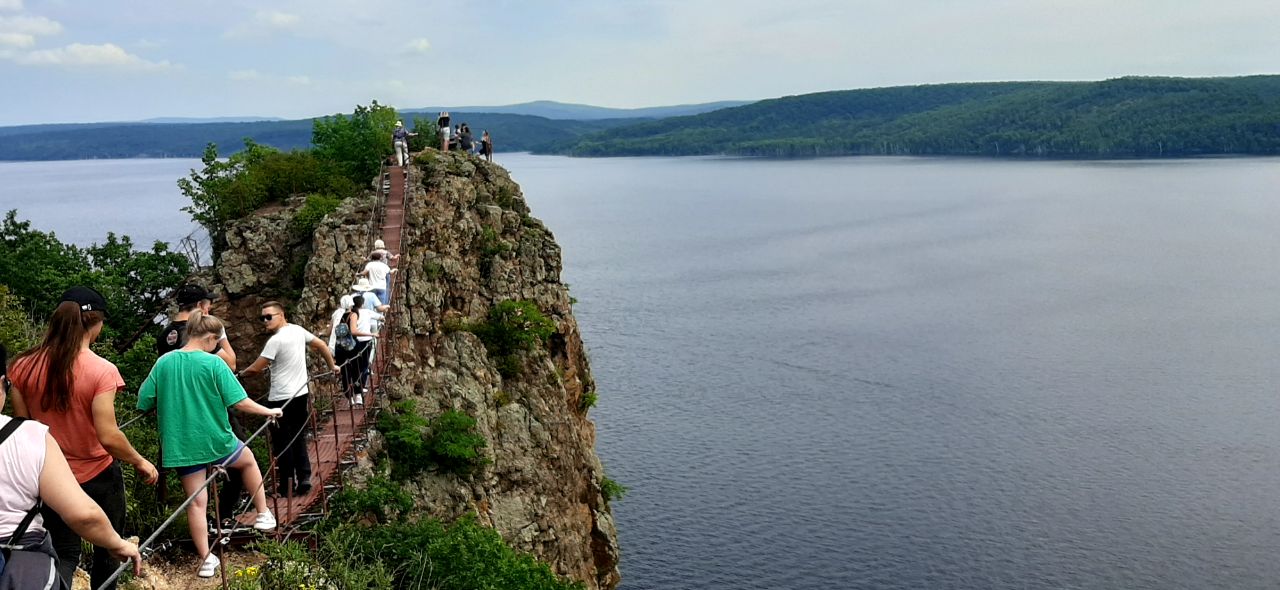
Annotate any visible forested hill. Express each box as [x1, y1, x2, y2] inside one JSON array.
[[0, 113, 631, 161], [541, 76, 1280, 158]]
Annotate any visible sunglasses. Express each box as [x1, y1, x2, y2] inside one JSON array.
[[260, 313, 277, 322]]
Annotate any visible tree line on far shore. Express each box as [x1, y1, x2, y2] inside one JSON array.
[[543, 76, 1280, 158]]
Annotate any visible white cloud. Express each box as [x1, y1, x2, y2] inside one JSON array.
[[286, 75, 310, 85], [228, 69, 262, 80], [225, 10, 301, 38], [0, 14, 61, 36], [0, 0, 21, 11], [403, 38, 430, 54], [11, 42, 173, 70], [229, 69, 312, 85], [0, 31, 32, 47]]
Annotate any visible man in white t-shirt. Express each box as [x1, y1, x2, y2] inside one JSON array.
[[240, 301, 338, 496], [360, 252, 394, 304]]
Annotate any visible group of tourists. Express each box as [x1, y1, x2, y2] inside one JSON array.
[[434, 111, 494, 161], [0, 237, 399, 585]]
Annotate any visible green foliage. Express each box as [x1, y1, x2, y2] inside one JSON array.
[[0, 210, 190, 351], [312, 502, 583, 590], [0, 285, 38, 354], [428, 410, 488, 474], [422, 260, 445, 281], [376, 401, 488, 479], [600, 477, 627, 504], [579, 390, 597, 411], [329, 476, 414, 523], [179, 141, 359, 258], [549, 76, 1280, 158], [409, 117, 438, 152], [470, 300, 556, 367], [495, 185, 518, 210], [312, 101, 398, 187], [291, 193, 341, 236]]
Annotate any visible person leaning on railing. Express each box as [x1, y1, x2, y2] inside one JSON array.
[[6, 287, 157, 590], [136, 310, 283, 579], [0, 342, 142, 589]]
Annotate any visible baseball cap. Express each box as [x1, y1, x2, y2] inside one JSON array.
[[176, 284, 214, 306], [61, 286, 109, 316]]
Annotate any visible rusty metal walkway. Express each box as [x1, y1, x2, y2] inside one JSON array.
[[256, 163, 410, 528]]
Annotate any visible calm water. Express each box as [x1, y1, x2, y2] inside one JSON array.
[[6, 155, 1280, 589]]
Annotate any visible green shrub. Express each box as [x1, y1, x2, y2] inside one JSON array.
[[472, 300, 555, 359], [578, 391, 597, 411], [376, 401, 488, 478], [465, 300, 555, 378], [427, 410, 488, 474], [422, 260, 445, 281], [319, 512, 583, 590], [495, 185, 518, 210], [291, 193, 341, 236], [312, 100, 398, 187], [330, 476, 414, 523], [600, 477, 627, 504], [479, 227, 510, 258]]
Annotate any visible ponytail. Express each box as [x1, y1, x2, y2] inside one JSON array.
[[185, 309, 224, 342], [12, 301, 104, 414]]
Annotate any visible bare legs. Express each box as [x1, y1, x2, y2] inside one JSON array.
[[179, 446, 270, 565]]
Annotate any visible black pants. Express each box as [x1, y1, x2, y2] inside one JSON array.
[[265, 395, 312, 492], [41, 461, 124, 590]]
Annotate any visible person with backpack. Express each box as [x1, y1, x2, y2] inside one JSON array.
[[1, 342, 142, 589], [333, 295, 376, 407], [7, 287, 157, 590]]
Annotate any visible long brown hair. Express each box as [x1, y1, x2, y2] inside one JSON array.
[[11, 301, 104, 413]]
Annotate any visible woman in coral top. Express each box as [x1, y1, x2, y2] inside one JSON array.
[[8, 286, 158, 590]]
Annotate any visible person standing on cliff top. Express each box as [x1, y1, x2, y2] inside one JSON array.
[[481, 130, 493, 162], [392, 121, 416, 167], [239, 302, 339, 496], [437, 111, 451, 152]]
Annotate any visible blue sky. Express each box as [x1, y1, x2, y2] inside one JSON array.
[[2, 0, 1278, 125]]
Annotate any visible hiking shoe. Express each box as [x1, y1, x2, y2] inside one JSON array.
[[197, 554, 220, 578], [353, 393, 364, 407], [253, 510, 277, 531]]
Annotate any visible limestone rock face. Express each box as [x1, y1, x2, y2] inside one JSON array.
[[208, 152, 620, 590]]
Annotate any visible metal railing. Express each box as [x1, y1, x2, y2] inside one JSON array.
[[98, 157, 415, 590]]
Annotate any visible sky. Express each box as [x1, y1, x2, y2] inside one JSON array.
[[2, 0, 1279, 125]]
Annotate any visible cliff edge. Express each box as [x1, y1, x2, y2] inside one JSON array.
[[205, 151, 620, 589]]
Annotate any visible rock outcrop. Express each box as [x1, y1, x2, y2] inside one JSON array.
[[204, 152, 620, 589]]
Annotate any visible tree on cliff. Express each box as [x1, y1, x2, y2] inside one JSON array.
[[312, 100, 398, 187]]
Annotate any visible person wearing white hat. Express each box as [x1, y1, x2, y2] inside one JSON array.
[[392, 121, 416, 166], [350, 278, 389, 314]]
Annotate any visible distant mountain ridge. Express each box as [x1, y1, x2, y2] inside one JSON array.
[[402, 99, 754, 120], [544, 76, 1280, 158], [0, 99, 750, 161]]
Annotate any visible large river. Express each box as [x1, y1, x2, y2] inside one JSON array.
[[4, 154, 1280, 589]]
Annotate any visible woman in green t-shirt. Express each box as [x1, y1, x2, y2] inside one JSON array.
[[138, 310, 283, 578]]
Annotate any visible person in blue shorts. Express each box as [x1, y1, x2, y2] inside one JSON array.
[[137, 310, 283, 578]]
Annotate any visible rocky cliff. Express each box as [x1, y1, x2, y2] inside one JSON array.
[[202, 151, 620, 589]]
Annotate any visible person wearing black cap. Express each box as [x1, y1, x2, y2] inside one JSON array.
[[7, 286, 157, 590], [157, 284, 236, 369]]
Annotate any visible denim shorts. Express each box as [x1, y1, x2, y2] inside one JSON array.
[[175, 442, 246, 476]]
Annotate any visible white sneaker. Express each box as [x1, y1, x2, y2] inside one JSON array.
[[353, 394, 364, 407], [253, 510, 277, 531], [197, 553, 220, 578]]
